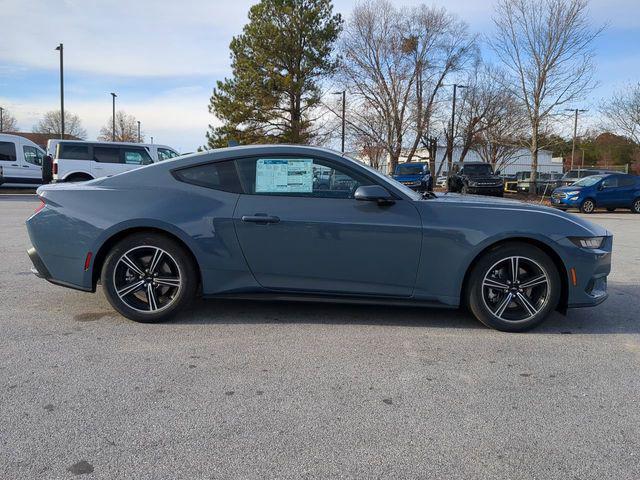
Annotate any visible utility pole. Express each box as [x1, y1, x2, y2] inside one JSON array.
[[332, 90, 346, 153], [110, 92, 117, 141], [55, 44, 64, 138], [0, 107, 4, 132], [137, 121, 141, 143], [447, 84, 467, 174], [565, 108, 587, 171]]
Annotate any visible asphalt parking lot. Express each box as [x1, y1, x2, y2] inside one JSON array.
[[1, 196, 639, 479]]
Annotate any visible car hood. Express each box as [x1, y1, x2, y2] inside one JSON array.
[[553, 185, 585, 193], [422, 192, 608, 236]]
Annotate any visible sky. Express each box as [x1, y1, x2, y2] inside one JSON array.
[[1, 0, 639, 152]]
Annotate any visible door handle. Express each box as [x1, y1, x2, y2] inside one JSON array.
[[11, 164, 18, 166], [241, 215, 280, 224], [23, 165, 30, 168]]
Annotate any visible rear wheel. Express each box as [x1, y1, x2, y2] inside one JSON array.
[[632, 198, 640, 214], [101, 233, 197, 323], [467, 243, 561, 332], [580, 198, 596, 214]]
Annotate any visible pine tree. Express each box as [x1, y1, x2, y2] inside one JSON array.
[[207, 0, 342, 148]]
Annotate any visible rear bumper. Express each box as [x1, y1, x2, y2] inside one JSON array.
[[27, 247, 92, 292]]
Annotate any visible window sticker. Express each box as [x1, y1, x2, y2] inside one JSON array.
[[255, 158, 313, 193]]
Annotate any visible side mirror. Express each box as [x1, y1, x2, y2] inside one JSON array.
[[598, 183, 605, 191], [354, 185, 395, 205]]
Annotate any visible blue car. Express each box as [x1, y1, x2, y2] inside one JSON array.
[[551, 173, 640, 214], [392, 162, 432, 192], [26, 145, 612, 332]]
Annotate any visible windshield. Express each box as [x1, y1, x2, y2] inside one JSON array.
[[461, 164, 493, 176], [572, 175, 603, 187], [347, 155, 422, 200], [396, 164, 425, 175]]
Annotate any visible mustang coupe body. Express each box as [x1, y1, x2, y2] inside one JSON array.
[[26, 145, 612, 331]]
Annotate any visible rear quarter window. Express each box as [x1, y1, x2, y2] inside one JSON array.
[[0, 141, 17, 161], [172, 161, 242, 193], [59, 144, 89, 160]]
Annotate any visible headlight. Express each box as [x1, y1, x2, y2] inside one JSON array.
[[569, 236, 605, 249], [565, 191, 580, 197]]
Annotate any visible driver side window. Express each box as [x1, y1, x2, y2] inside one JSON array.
[[602, 176, 618, 188], [235, 157, 373, 199]]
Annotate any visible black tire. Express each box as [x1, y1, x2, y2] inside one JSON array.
[[580, 198, 596, 214], [65, 173, 94, 183], [632, 198, 640, 214], [606, 207, 616, 212], [101, 233, 198, 323], [467, 242, 561, 332]]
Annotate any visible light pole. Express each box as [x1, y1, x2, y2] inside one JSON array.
[[137, 121, 141, 143], [110, 92, 117, 141], [565, 108, 587, 171], [0, 106, 4, 132], [332, 90, 346, 153], [55, 43, 64, 138], [447, 84, 467, 173]]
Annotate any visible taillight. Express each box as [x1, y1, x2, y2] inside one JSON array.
[[34, 198, 46, 214], [53, 162, 58, 175]]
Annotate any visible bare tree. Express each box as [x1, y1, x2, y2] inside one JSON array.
[[491, 0, 602, 193], [600, 83, 640, 144], [98, 111, 143, 142], [338, 0, 475, 175], [33, 110, 87, 139], [454, 63, 518, 163], [0, 107, 19, 132]]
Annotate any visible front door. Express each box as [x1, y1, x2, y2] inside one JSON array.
[[597, 176, 622, 207], [232, 156, 423, 297]]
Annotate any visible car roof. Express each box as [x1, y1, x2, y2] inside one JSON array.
[[51, 139, 175, 149]]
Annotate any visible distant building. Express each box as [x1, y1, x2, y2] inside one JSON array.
[[4, 132, 81, 150]]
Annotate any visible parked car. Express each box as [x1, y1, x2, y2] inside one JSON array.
[[560, 168, 618, 187], [517, 172, 563, 194], [27, 145, 611, 332], [0, 133, 46, 186], [435, 175, 447, 189], [447, 162, 504, 196], [47, 140, 180, 183], [392, 162, 432, 192], [551, 173, 640, 213]]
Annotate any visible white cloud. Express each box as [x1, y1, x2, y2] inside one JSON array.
[[1, 86, 216, 152]]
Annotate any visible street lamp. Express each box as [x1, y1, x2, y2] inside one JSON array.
[[446, 84, 467, 173], [565, 108, 587, 171], [137, 120, 141, 143], [332, 90, 346, 153], [110, 92, 117, 141], [55, 43, 64, 138]]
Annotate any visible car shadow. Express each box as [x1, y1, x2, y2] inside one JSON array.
[[168, 281, 639, 334]]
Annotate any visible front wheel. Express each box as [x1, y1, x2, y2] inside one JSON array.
[[101, 233, 198, 323], [467, 243, 561, 332], [580, 198, 596, 214]]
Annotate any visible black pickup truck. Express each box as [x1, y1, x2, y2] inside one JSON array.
[[447, 162, 504, 196]]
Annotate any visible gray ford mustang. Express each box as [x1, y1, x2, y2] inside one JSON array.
[[26, 145, 612, 331]]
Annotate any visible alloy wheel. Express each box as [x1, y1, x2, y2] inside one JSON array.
[[113, 246, 182, 313], [582, 200, 595, 213], [633, 199, 640, 213], [481, 256, 550, 323]]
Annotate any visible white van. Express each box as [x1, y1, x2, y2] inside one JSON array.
[[0, 134, 46, 186], [48, 140, 180, 182]]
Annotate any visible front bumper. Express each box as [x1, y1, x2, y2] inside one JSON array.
[[551, 195, 582, 208]]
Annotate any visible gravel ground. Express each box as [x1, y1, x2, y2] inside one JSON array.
[[1, 196, 639, 479]]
